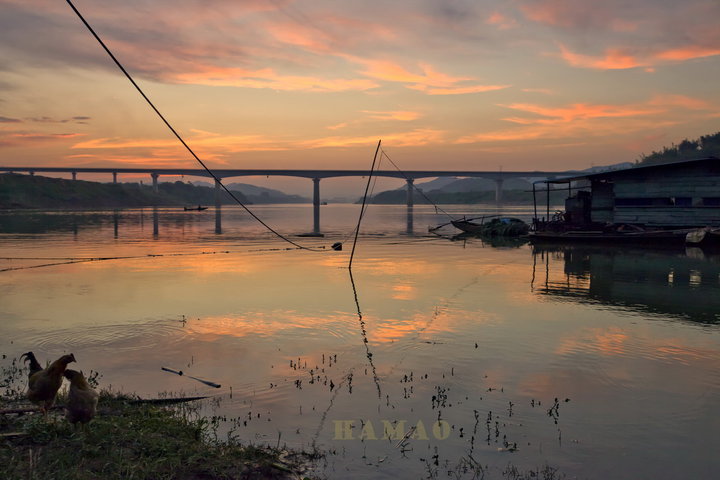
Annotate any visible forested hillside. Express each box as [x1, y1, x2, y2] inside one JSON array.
[[638, 132, 720, 165], [0, 174, 250, 209]]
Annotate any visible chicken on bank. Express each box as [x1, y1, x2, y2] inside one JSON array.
[[63, 369, 99, 426], [22, 352, 76, 415]]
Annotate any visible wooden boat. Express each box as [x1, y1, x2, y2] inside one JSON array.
[[184, 205, 208, 211], [528, 222, 720, 247], [451, 217, 529, 237]]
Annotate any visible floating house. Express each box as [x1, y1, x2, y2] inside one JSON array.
[[531, 157, 720, 244]]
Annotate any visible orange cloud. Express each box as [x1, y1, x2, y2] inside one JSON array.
[[486, 12, 518, 30], [264, 21, 333, 53], [502, 102, 660, 122], [353, 58, 510, 95], [362, 110, 422, 121], [558, 43, 720, 71], [0, 131, 86, 148], [647, 94, 712, 110], [453, 95, 708, 145], [297, 128, 446, 149], [655, 45, 720, 61], [170, 64, 378, 92], [558, 44, 646, 70]]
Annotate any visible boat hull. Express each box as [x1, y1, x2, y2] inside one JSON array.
[[529, 227, 720, 247], [451, 218, 529, 237]]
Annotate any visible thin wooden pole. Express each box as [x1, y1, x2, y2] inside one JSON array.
[[546, 182, 550, 221], [532, 183, 537, 221], [349, 140, 382, 269]]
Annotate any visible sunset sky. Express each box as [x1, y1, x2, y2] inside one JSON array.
[[1, 0, 719, 195]]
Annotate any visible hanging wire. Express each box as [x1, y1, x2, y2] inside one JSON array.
[[65, 0, 325, 252], [380, 148, 455, 220]]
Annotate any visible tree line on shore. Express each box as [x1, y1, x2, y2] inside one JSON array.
[[638, 131, 720, 165]]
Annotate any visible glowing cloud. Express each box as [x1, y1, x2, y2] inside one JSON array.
[[655, 45, 720, 61], [170, 65, 378, 92], [558, 44, 646, 70], [353, 58, 510, 95], [455, 95, 715, 145], [486, 12, 518, 30], [362, 110, 422, 121]]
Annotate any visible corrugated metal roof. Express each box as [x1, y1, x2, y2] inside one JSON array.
[[536, 156, 720, 184]]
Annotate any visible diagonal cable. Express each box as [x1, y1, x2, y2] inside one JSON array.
[[65, 0, 324, 251]]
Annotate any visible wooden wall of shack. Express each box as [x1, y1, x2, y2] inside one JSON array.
[[588, 160, 720, 227]]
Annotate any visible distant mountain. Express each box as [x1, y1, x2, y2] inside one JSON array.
[[428, 177, 532, 193], [413, 177, 461, 192], [368, 162, 633, 204], [225, 182, 309, 203]]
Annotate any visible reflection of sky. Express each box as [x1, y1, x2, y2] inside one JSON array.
[[1, 207, 719, 479]]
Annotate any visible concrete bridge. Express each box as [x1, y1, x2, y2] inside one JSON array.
[[0, 166, 578, 232]]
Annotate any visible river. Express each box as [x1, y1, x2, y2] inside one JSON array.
[[1, 204, 718, 479]]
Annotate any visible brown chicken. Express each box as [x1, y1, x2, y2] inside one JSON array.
[[26, 353, 76, 415], [63, 369, 98, 426], [20, 351, 44, 378]]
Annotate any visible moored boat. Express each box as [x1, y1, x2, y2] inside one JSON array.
[[451, 217, 529, 237]]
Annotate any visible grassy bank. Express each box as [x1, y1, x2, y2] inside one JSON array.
[[0, 393, 318, 480], [0, 359, 317, 480]]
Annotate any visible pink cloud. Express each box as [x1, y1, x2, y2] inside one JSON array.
[[353, 58, 510, 95], [486, 12, 518, 30], [169, 65, 378, 92]]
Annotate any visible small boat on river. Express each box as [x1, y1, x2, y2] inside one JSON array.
[[184, 205, 208, 211], [451, 216, 529, 237]]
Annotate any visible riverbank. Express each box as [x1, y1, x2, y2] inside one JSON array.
[[0, 391, 318, 479]]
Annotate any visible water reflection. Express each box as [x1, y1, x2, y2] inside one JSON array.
[[532, 244, 720, 324], [2, 205, 720, 479], [215, 205, 222, 234], [406, 205, 413, 234]]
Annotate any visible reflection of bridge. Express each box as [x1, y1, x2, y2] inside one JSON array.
[[0, 166, 578, 233]]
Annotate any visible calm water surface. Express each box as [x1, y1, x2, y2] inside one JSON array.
[[1, 204, 719, 479]]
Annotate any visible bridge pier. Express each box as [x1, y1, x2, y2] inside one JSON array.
[[151, 173, 159, 194], [406, 178, 414, 207], [112, 172, 118, 184], [494, 179, 504, 203], [312, 177, 321, 234]]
